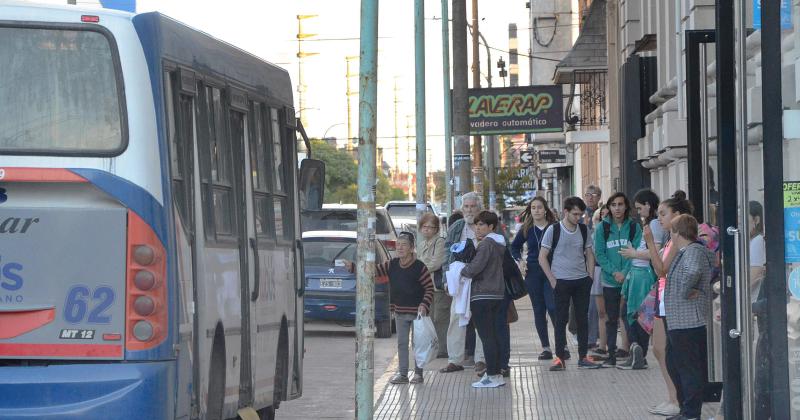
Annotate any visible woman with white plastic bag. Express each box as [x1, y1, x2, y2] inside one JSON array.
[[345, 231, 433, 384]]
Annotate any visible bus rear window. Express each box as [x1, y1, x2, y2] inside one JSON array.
[[0, 26, 124, 155]]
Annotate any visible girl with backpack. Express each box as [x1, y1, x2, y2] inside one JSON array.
[[617, 189, 662, 370], [593, 192, 640, 367], [511, 197, 558, 360]]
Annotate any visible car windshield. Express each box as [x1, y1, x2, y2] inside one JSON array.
[[302, 210, 392, 234], [302, 239, 356, 267], [387, 205, 433, 220], [0, 27, 124, 154]]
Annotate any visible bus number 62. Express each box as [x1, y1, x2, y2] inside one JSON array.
[[63, 285, 115, 324]]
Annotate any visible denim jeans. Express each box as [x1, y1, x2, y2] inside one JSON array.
[[665, 324, 708, 418], [395, 313, 422, 376], [524, 263, 556, 348], [496, 294, 512, 369], [554, 277, 593, 360], [470, 299, 502, 376]]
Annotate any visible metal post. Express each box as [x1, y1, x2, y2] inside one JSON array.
[[415, 0, 427, 221], [355, 0, 378, 418], [441, 0, 454, 215], [470, 0, 482, 193], [452, 0, 472, 200]]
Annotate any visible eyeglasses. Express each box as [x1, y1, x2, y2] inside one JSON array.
[[421, 225, 438, 230], [584, 192, 600, 198]]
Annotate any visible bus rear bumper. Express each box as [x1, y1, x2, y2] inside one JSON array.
[[0, 360, 175, 419]]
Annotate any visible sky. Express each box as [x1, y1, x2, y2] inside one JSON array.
[[27, 0, 542, 173]]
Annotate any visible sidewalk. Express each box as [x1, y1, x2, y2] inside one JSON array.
[[373, 305, 719, 419]]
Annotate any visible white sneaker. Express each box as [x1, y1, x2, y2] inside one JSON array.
[[492, 374, 506, 387], [471, 373, 502, 388], [648, 401, 680, 416]]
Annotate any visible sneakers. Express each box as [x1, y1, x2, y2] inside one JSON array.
[[615, 348, 630, 359], [601, 355, 616, 367], [589, 347, 608, 359], [538, 350, 553, 360], [577, 357, 601, 369], [389, 373, 409, 384], [630, 343, 647, 369], [648, 401, 680, 416], [500, 368, 510, 378], [471, 373, 505, 388], [474, 361, 487, 376], [410, 372, 424, 384], [616, 356, 634, 370], [549, 357, 566, 371]]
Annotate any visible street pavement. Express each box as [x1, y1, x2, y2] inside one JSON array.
[[278, 307, 720, 419]]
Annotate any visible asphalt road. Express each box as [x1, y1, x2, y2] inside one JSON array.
[[276, 322, 400, 419]]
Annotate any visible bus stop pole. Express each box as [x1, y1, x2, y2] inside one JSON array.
[[355, 1, 378, 418], [441, 0, 454, 215], [415, 0, 427, 221]]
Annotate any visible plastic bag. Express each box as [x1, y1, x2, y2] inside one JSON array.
[[413, 314, 438, 368]]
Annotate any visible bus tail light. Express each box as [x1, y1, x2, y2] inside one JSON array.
[[384, 239, 396, 251], [125, 211, 167, 350]]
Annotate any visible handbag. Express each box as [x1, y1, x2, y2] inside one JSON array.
[[637, 284, 658, 335], [503, 248, 527, 300], [431, 238, 444, 290], [507, 300, 519, 323]]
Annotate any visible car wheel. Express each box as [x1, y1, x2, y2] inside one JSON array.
[[376, 319, 392, 338]]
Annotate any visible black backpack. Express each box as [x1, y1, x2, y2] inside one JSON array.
[[547, 222, 588, 266], [601, 219, 637, 244]]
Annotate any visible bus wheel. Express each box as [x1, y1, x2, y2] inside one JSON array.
[[207, 324, 226, 420], [376, 319, 392, 338], [257, 406, 275, 420]]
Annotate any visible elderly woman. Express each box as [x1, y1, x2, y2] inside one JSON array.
[[416, 213, 448, 358], [662, 214, 714, 420], [346, 231, 433, 385]]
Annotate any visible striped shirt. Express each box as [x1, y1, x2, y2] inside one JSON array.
[[376, 258, 434, 314]]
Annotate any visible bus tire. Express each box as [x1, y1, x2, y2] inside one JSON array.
[[207, 323, 226, 420], [257, 406, 275, 420], [376, 319, 392, 338]]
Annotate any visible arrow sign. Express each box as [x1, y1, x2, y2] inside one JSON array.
[[520, 151, 535, 166]]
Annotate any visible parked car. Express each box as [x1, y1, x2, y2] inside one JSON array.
[[384, 201, 441, 236], [301, 231, 393, 337], [301, 204, 398, 256]]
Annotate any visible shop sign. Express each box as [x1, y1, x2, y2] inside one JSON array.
[[753, 0, 792, 30], [784, 182, 800, 262], [538, 149, 567, 164], [467, 86, 563, 135]]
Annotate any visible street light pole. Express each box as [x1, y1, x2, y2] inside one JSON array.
[[441, 0, 454, 214], [297, 15, 318, 129], [355, 1, 378, 418], [415, 0, 427, 222], [322, 122, 345, 140]]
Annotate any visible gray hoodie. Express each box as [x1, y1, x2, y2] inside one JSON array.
[[664, 241, 715, 330], [461, 233, 506, 301]]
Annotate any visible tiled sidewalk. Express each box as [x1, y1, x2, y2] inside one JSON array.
[[374, 306, 719, 419]]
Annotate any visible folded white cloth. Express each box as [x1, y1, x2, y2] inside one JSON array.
[[445, 261, 472, 326]]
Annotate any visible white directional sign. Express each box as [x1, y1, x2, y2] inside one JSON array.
[[520, 150, 535, 166]]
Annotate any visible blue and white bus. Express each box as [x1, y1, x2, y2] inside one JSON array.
[[0, 3, 324, 419]]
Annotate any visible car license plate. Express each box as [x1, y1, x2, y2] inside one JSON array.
[[319, 278, 342, 289]]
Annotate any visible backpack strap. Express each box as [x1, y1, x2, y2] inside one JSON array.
[[547, 223, 561, 265], [579, 223, 588, 249]]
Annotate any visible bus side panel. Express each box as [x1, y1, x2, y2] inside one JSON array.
[[251, 247, 282, 409]]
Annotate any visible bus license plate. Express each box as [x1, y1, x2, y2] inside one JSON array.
[[319, 279, 342, 289]]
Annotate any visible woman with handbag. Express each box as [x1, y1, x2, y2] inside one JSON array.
[[417, 213, 448, 358], [617, 189, 661, 370]]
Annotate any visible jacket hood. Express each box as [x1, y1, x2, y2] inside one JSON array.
[[486, 232, 506, 245]]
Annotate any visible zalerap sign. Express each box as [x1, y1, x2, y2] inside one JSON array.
[[467, 86, 564, 135]]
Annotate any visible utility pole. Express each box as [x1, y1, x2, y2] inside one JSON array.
[[470, 0, 483, 196], [441, 0, 454, 215], [394, 78, 400, 182], [297, 15, 318, 129], [346, 55, 359, 151], [355, 0, 377, 418], [415, 0, 427, 221], [452, 0, 472, 201]]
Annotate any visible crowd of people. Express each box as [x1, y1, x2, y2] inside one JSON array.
[[370, 187, 723, 420]]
